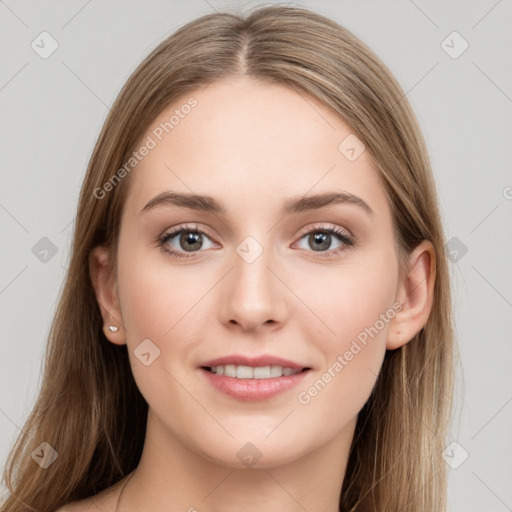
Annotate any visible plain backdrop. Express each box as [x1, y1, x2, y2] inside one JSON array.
[[1, 1, 511, 511]]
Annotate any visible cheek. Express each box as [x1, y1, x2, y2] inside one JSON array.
[[295, 248, 398, 348], [115, 248, 207, 420], [293, 252, 397, 417], [116, 244, 218, 386], [117, 243, 205, 342], [290, 303, 392, 449]]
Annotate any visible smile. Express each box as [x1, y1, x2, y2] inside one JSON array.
[[198, 354, 311, 400], [205, 364, 304, 379]]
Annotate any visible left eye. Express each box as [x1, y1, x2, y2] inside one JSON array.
[[294, 227, 352, 254]]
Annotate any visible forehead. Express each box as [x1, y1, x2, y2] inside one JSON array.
[[123, 76, 390, 221]]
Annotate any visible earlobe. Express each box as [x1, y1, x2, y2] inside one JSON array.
[[89, 245, 126, 345], [386, 240, 436, 350]]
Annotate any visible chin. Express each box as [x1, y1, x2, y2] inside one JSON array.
[[189, 430, 315, 470]]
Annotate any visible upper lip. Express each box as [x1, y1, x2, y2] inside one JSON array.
[[200, 354, 309, 370]]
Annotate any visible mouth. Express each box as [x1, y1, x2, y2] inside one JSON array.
[[198, 355, 312, 401]]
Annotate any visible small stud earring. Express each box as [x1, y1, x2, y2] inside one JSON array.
[[108, 325, 119, 333]]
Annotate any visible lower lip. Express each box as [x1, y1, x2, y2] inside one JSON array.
[[200, 368, 310, 401]]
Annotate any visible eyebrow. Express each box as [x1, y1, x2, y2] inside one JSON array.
[[140, 191, 374, 217]]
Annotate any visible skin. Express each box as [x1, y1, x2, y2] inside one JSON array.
[[65, 76, 435, 512]]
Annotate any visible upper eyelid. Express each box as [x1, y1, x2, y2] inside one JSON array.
[[297, 223, 352, 238], [161, 223, 214, 240]]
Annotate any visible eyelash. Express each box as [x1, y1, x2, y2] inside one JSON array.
[[156, 223, 355, 260]]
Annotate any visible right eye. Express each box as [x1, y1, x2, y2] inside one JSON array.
[[157, 224, 217, 259]]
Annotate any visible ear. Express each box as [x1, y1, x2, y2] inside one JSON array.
[[386, 240, 436, 350], [89, 245, 126, 345]]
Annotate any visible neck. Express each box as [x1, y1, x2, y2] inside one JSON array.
[[119, 409, 356, 512]]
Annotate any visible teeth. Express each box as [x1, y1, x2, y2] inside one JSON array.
[[253, 366, 271, 379], [236, 365, 253, 379], [270, 366, 282, 377], [210, 365, 302, 379], [224, 364, 237, 377]]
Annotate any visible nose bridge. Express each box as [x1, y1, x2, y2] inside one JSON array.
[[221, 233, 284, 329]]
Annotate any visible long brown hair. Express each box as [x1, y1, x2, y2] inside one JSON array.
[[1, 6, 457, 511]]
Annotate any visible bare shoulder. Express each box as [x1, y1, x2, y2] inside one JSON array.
[[54, 494, 112, 512], [54, 477, 127, 512], [54, 497, 98, 512]]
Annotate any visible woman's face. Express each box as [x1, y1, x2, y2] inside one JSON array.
[[102, 76, 406, 468]]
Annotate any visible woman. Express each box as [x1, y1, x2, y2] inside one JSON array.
[[2, 5, 456, 511]]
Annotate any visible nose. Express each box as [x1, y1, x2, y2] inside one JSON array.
[[219, 243, 288, 333]]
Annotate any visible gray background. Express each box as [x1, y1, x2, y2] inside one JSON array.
[[1, 1, 511, 510]]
